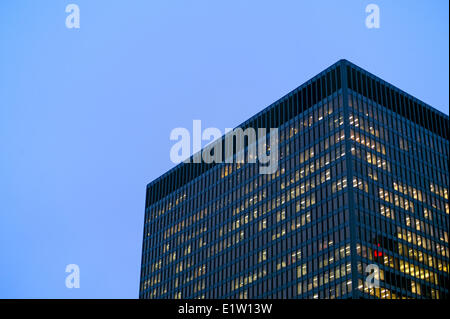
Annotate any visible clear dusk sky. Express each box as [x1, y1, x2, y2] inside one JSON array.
[[0, 0, 448, 298]]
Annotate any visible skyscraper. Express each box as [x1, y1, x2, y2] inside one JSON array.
[[140, 60, 449, 299]]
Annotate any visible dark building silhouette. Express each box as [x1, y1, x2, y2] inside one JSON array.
[[140, 60, 449, 299]]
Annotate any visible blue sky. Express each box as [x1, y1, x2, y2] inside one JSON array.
[[0, 0, 448, 298]]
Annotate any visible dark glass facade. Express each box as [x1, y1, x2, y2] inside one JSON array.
[[140, 60, 449, 299]]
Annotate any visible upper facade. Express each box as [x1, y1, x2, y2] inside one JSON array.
[[144, 60, 448, 208]]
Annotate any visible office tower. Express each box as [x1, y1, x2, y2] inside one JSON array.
[[140, 60, 449, 299]]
